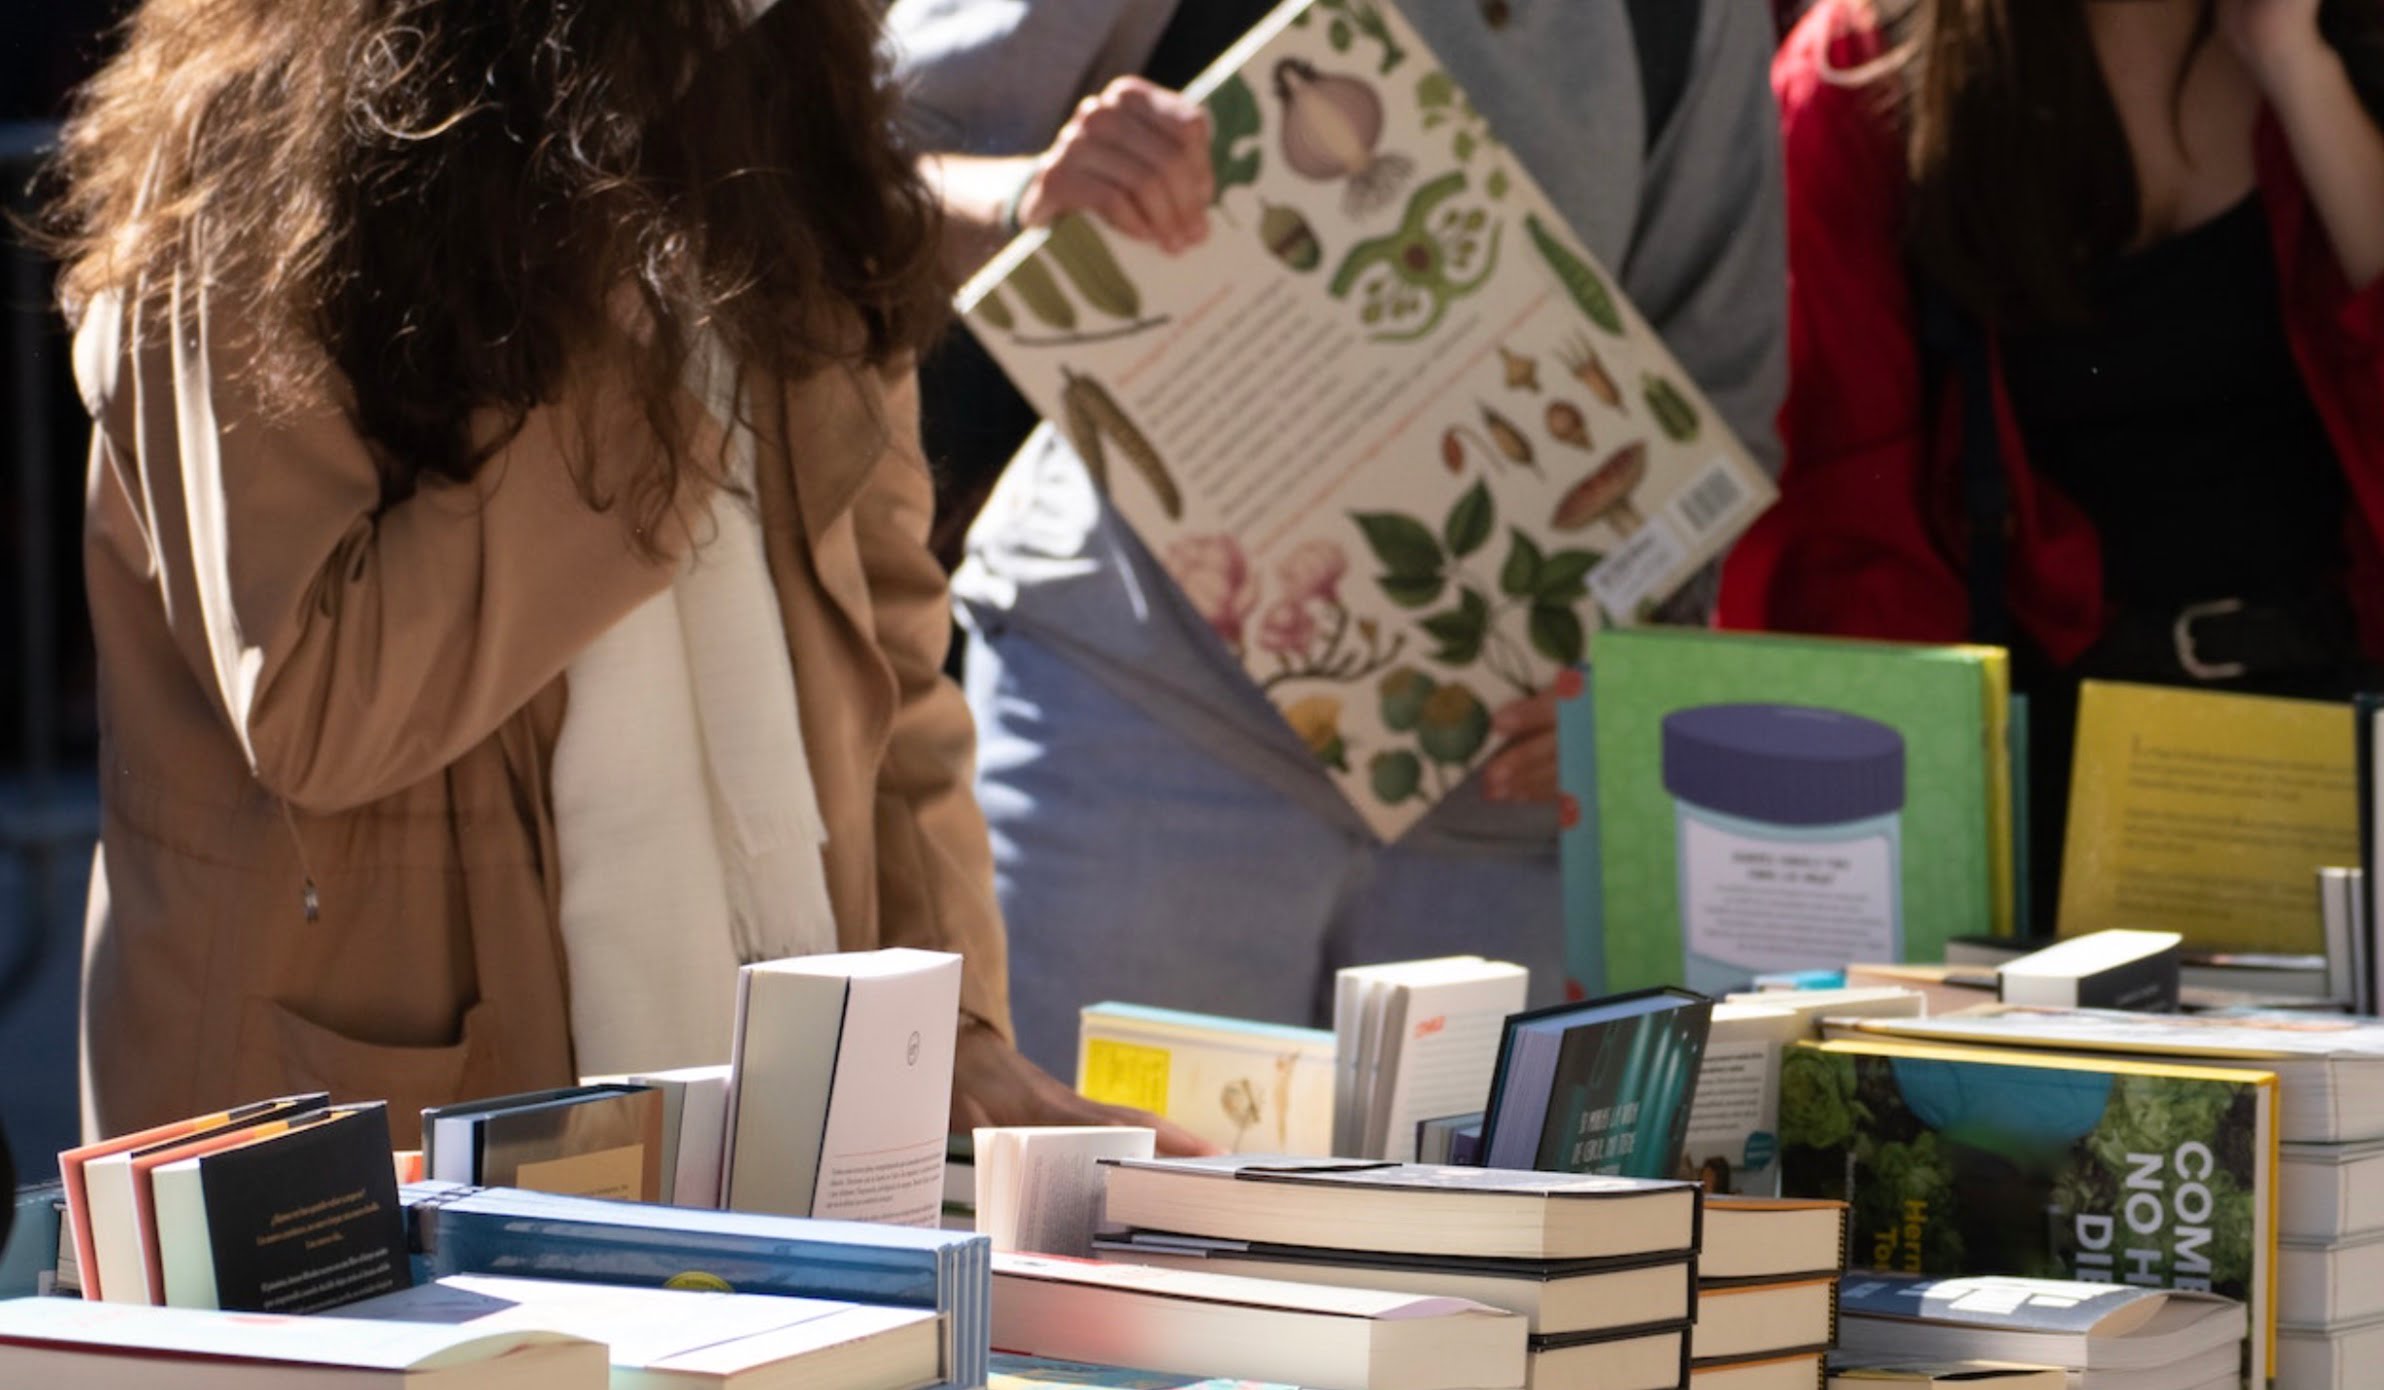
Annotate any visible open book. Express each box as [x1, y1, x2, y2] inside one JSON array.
[[957, 0, 1774, 839]]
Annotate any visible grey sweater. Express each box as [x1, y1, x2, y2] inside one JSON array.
[[887, 0, 1786, 851]]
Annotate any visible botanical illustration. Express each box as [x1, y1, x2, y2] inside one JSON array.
[[959, 0, 1775, 839], [1062, 368, 1183, 520], [1294, 0, 1408, 75], [978, 218, 1170, 348], [1331, 172, 1501, 341], [1417, 70, 1515, 205], [1273, 60, 1414, 218]]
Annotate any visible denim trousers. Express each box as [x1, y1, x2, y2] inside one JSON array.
[[963, 621, 1566, 1079]]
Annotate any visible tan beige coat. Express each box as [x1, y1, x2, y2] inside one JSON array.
[[75, 283, 1011, 1146]]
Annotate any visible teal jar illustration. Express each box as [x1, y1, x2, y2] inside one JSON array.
[[1662, 704, 1907, 995]]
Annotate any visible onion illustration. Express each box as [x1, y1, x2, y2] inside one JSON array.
[[1273, 59, 1416, 219]]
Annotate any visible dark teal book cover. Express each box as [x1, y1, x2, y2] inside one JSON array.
[[1484, 989, 1711, 1179]]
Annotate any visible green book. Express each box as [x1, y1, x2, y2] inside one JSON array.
[[1778, 1037, 2279, 1378], [1591, 629, 2010, 995]]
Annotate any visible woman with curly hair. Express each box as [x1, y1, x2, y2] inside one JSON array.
[[47, 0, 1187, 1148]]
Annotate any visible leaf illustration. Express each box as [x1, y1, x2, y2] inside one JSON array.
[[1381, 573, 1446, 609], [1535, 549, 1602, 603], [1208, 75, 1264, 205], [1454, 131, 1478, 163], [1500, 529, 1545, 598], [1354, 512, 1444, 580], [1422, 588, 1491, 667], [1330, 17, 1353, 50], [1417, 72, 1455, 111], [1444, 481, 1494, 559], [1487, 168, 1510, 201], [1530, 604, 1588, 666]]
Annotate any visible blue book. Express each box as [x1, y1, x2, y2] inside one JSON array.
[[1556, 669, 1604, 1001], [404, 1184, 991, 1389], [1480, 988, 1711, 1179]]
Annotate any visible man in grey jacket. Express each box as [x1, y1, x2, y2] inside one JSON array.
[[889, 0, 1785, 1078]]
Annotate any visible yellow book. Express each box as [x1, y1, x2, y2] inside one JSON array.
[[2058, 680, 2356, 952]]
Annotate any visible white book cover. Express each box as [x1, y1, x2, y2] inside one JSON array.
[[725, 949, 962, 1226], [958, 0, 1774, 842], [1364, 960, 1527, 1162]]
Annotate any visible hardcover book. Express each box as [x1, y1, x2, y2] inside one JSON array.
[[1479, 987, 1712, 1179], [956, 0, 1774, 841], [1589, 629, 2012, 995], [2061, 680, 2356, 952], [1778, 1038, 2278, 1376], [422, 1085, 664, 1203], [1098, 1156, 1700, 1263]]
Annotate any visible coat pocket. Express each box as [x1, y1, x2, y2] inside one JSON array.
[[237, 996, 498, 1149]]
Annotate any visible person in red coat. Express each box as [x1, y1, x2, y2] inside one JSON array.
[[1721, 0, 2384, 926]]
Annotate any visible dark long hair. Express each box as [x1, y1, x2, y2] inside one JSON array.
[[1880, 0, 2384, 327], [41, 0, 948, 541]]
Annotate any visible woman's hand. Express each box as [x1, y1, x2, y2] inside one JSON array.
[[1018, 77, 1214, 254], [1480, 668, 1585, 804], [950, 1014, 1220, 1156], [2219, 0, 2329, 95]]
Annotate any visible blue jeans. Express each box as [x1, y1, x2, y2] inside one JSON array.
[[965, 622, 1566, 1079]]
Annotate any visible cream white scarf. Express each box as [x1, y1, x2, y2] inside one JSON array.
[[551, 344, 839, 1077]]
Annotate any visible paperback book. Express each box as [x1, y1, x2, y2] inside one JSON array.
[[957, 0, 1774, 840], [1077, 1003, 1334, 1157]]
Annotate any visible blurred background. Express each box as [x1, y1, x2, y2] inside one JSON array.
[[3, 3, 120, 1183]]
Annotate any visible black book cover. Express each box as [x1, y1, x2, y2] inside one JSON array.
[[198, 1103, 412, 1313]]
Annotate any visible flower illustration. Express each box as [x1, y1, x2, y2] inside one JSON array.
[[1276, 538, 1349, 605], [1257, 597, 1322, 658], [1165, 534, 1260, 651], [1283, 694, 1350, 772]]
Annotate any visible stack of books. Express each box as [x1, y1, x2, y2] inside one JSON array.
[[1092, 1156, 1703, 1389], [1689, 1197, 1847, 1387], [1827, 1005, 2384, 1389], [1834, 1274, 2246, 1390], [57, 1096, 409, 1314]]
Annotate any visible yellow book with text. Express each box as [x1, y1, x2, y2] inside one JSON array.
[[2059, 680, 2355, 952]]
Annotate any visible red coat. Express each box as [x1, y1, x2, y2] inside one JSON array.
[[1717, 0, 2384, 664]]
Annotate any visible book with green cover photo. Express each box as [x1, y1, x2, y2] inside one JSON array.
[[1777, 1037, 2278, 1378], [1591, 629, 2010, 996]]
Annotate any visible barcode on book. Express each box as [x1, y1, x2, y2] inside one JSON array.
[[1672, 460, 1748, 538], [1587, 518, 1690, 623]]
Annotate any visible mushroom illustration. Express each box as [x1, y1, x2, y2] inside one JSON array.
[[1545, 399, 1592, 452], [1552, 442, 1648, 538]]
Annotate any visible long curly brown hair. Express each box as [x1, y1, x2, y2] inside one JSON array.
[[42, 0, 948, 539]]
